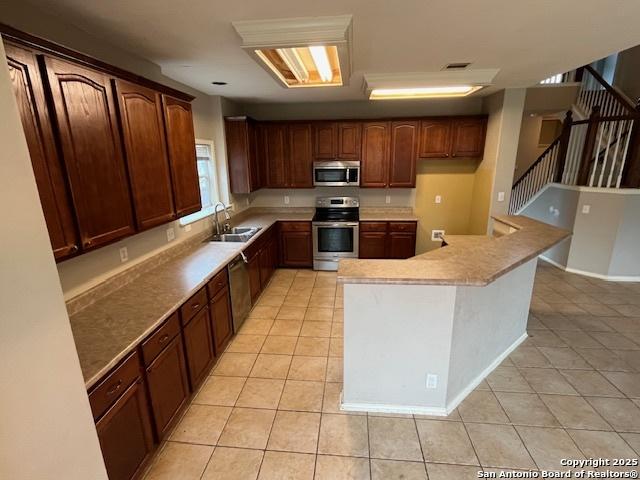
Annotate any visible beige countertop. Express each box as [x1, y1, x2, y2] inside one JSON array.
[[337, 215, 571, 286], [359, 208, 418, 221], [70, 211, 312, 389]]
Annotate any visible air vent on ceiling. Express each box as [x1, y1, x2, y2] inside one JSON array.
[[443, 62, 471, 70]]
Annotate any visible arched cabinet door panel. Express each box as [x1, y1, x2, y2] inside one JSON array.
[[162, 95, 201, 217], [5, 43, 79, 260], [44, 56, 135, 250]]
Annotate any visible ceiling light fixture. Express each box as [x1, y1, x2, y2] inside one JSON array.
[[370, 85, 483, 100], [232, 15, 352, 89], [309, 46, 333, 82]]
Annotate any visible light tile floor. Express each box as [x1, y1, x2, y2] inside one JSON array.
[[143, 262, 640, 479]]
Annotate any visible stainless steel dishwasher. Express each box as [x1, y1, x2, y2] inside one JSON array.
[[228, 253, 252, 333]]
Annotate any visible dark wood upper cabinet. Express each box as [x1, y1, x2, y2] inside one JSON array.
[[419, 119, 452, 158], [337, 122, 361, 159], [145, 334, 190, 438], [5, 43, 78, 260], [94, 379, 154, 480], [114, 80, 175, 230], [210, 285, 233, 354], [287, 123, 313, 188], [162, 95, 201, 217], [389, 121, 418, 188], [225, 116, 262, 194], [451, 118, 486, 157], [182, 306, 215, 390], [262, 123, 288, 188], [361, 122, 390, 188], [313, 122, 337, 159], [44, 56, 135, 251]]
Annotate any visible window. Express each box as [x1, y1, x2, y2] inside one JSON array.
[[179, 139, 220, 225]]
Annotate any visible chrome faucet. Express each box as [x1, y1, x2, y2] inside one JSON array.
[[213, 202, 231, 237]]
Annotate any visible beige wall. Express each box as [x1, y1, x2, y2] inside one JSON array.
[[614, 45, 640, 104], [0, 42, 107, 479], [514, 115, 546, 182]]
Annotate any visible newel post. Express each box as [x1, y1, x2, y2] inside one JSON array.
[[555, 110, 573, 183], [620, 99, 640, 188], [577, 105, 601, 186]]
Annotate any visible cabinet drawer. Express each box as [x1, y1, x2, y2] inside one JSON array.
[[141, 312, 180, 366], [389, 222, 417, 233], [360, 222, 388, 232], [89, 351, 141, 421], [279, 221, 311, 232], [179, 287, 207, 324], [207, 268, 229, 298]]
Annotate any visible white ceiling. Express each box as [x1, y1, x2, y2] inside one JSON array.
[[16, 0, 640, 103]]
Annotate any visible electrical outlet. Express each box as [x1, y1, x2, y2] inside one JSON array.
[[119, 247, 128, 263], [426, 374, 438, 389], [385, 195, 391, 204], [184, 224, 192, 232], [497, 191, 505, 202], [166, 227, 175, 242], [582, 204, 591, 214], [431, 229, 445, 241], [284, 195, 290, 205], [435, 195, 442, 204]]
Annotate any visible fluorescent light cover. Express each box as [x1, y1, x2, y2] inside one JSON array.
[[309, 46, 332, 82], [277, 48, 309, 83], [369, 85, 483, 100]]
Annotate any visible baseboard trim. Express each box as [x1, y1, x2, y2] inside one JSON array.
[[339, 332, 528, 417], [540, 255, 640, 282], [443, 331, 529, 414]]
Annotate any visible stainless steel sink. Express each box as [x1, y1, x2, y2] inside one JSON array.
[[211, 227, 261, 243]]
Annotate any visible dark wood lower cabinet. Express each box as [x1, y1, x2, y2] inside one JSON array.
[[145, 335, 190, 439], [182, 306, 215, 389], [95, 379, 154, 480], [279, 222, 313, 267], [359, 221, 417, 259], [211, 285, 233, 354]]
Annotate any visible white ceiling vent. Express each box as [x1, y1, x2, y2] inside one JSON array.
[[443, 62, 471, 70]]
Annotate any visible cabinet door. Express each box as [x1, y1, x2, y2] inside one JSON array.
[[162, 95, 201, 217], [388, 232, 416, 259], [279, 227, 313, 267], [389, 121, 418, 188], [287, 123, 313, 187], [44, 56, 135, 250], [182, 306, 215, 390], [225, 117, 261, 194], [5, 44, 78, 260], [146, 335, 189, 438], [211, 285, 233, 354], [451, 118, 486, 157], [359, 232, 388, 259], [115, 80, 175, 230], [95, 379, 154, 480], [262, 123, 288, 187], [313, 122, 337, 159], [419, 119, 451, 158], [247, 253, 262, 304], [337, 122, 361, 159], [361, 122, 390, 187]]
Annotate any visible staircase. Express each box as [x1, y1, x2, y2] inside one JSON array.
[[510, 65, 640, 214]]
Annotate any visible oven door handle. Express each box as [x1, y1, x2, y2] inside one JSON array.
[[313, 222, 359, 227]]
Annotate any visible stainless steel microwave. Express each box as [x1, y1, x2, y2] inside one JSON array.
[[313, 161, 360, 187]]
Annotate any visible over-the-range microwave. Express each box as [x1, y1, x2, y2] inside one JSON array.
[[313, 161, 360, 187]]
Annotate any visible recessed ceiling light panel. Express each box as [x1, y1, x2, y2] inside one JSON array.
[[232, 15, 352, 88], [363, 70, 498, 100]]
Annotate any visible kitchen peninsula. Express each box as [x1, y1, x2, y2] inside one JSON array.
[[337, 215, 571, 416]]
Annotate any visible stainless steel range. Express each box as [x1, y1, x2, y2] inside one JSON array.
[[312, 196, 359, 271]]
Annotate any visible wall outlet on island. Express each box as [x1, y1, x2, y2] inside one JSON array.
[[166, 227, 175, 242], [426, 374, 438, 389], [119, 246, 128, 263], [431, 229, 445, 241]]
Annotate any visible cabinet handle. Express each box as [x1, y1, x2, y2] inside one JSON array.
[[106, 380, 122, 396], [192, 302, 200, 309], [452, 153, 456, 157], [70, 245, 79, 253], [217, 282, 223, 288], [158, 333, 170, 344], [445, 153, 449, 157]]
